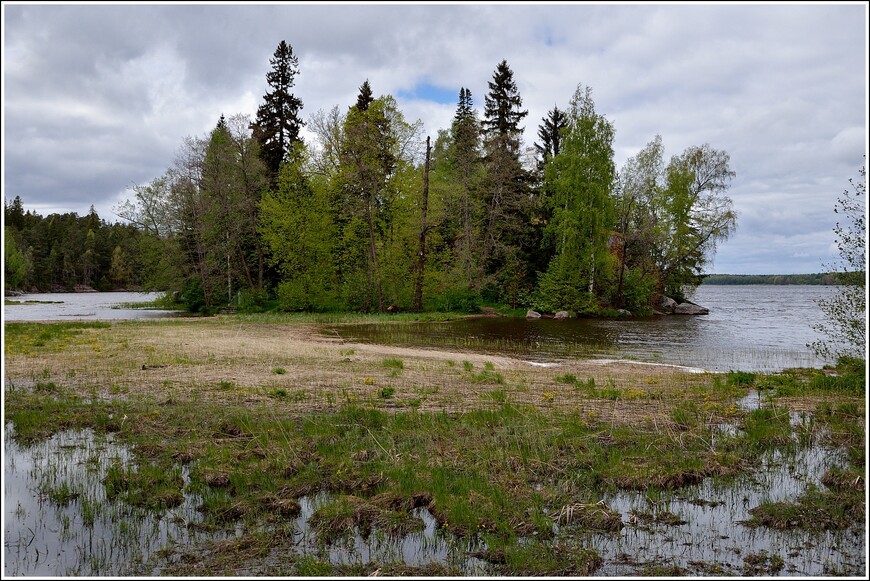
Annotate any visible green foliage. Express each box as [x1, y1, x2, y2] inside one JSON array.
[[180, 278, 206, 313], [539, 84, 616, 308], [427, 286, 481, 313], [811, 163, 866, 362], [252, 40, 304, 181], [532, 263, 599, 314], [4, 227, 31, 290]]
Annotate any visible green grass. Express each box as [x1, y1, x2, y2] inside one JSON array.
[[4, 321, 111, 355]]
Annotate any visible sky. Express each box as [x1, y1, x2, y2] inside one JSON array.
[[2, 1, 867, 275]]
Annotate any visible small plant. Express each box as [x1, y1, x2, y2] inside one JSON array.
[[727, 370, 756, 386], [35, 381, 59, 393], [472, 369, 505, 384], [272, 367, 287, 375], [218, 380, 235, 390], [484, 361, 495, 371], [379, 387, 395, 399], [382, 358, 404, 370], [270, 388, 288, 399], [671, 401, 699, 430], [340, 349, 356, 356], [463, 360, 474, 372], [555, 373, 578, 385]]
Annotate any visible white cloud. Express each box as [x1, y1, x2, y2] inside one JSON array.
[[2, 2, 866, 275]]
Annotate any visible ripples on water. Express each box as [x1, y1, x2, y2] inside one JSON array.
[[325, 286, 843, 373]]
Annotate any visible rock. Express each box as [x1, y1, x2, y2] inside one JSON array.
[[526, 310, 542, 319], [617, 309, 633, 317], [554, 310, 570, 320], [674, 302, 709, 315], [654, 294, 678, 313]]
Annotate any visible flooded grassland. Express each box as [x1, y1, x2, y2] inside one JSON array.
[[3, 315, 866, 576]]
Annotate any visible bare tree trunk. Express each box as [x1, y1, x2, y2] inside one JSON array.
[[413, 136, 431, 311], [365, 194, 383, 312]]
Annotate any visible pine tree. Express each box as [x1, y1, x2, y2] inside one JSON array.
[[252, 40, 304, 182]]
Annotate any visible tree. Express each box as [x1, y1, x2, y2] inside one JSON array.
[[479, 59, 533, 302], [536, 83, 616, 313], [449, 87, 483, 286], [355, 79, 374, 112], [614, 135, 665, 309], [534, 106, 567, 170], [811, 162, 866, 362], [658, 144, 736, 300], [4, 227, 31, 290], [252, 40, 304, 182], [259, 144, 337, 311]]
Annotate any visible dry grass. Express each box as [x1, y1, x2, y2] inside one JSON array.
[[4, 317, 719, 425]]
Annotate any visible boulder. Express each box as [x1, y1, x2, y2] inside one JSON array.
[[654, 294, 678, 313], [617, 309, 633, 317], [674, 302, 709, 315], [554, 310, 570, 320], [526, 310, 542, 319]]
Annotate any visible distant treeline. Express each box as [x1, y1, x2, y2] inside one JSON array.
[[702, 273, 839, 285]]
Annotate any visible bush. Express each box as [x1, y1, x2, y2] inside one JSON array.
[[180, 278, 206, 313], [619, 268, 656, 316], [427, 287, 481, 313]]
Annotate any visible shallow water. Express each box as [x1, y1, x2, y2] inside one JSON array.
[[2, 425, 235, 576], [4, 417, 864, 576], [325, 285, 843, 373], [3, 292, 177, 321]]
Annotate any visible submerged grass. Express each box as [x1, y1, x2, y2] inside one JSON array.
[[3, 315, 865, 575]]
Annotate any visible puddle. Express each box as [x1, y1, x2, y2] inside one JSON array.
[[4, 418, 865, 576], [3, 424, 236, 576], [233, 492, 489, 575], [588, 441, 865, 575]]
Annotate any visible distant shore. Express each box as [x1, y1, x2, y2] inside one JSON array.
[[701, 273, 838, 285]]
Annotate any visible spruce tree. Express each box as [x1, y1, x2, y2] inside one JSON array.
[[479, 60, 532, 304], [355, 79, 374, 112], [535, 106, 567, 167], [482, 60, 528, 153], [252, 40, 304, 182]]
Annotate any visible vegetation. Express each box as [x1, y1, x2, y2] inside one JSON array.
[[3, 316, 864, 575], [5, 42, 737, 317], [810, 161, 866, 362]]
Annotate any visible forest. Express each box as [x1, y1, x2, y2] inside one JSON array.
[[4, 41, 739, 316]]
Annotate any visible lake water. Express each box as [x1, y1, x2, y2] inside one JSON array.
[[3, 292, 177, 322], [326, 286, 850, 373], [2, 286, 852, 372]]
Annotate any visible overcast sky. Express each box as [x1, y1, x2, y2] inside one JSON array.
[[2, 2, 867, 275]]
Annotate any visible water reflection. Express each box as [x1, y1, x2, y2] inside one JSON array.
[[3, 425, 233, 576], [3, 292, 178, 322], [324, 286, 839, 372]]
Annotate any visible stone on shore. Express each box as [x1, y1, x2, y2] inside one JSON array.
[[526, 310, 542, 319], [554, 310, 570, 320], [674, 302, 709, 315]]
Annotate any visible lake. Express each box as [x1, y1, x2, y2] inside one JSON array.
[[325, 285, 848, 373], [2, 286, 850, 373], [3, 292, 176, 322]]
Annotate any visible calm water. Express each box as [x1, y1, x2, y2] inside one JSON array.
[[3, 292, 177, 321], [326, 286, 847, 373]]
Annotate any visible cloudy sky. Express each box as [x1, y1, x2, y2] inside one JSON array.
[[2, 2, 867, 274]]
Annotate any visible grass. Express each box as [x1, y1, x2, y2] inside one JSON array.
[[3, 315, 864, 575]]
